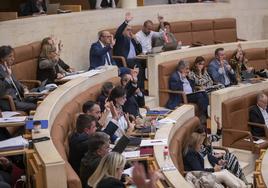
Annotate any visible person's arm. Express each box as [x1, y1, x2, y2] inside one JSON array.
[[115, 12, 133, 40], [185, 151, 214, 172], [91, 43, 112, 57], [169, 73, 183, 91], [208, 62, 222, 83]]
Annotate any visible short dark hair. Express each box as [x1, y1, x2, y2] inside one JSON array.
[[176, 59, 189, 71], [215, 48, 224, 56], [82, 101, 97, 113], [76, 114, 96, 133], [143, 20, 153, 27], [87, 132, 110, 153], [0, 46, 14, 60], [101, 82, 114, 96], [108, 86, 126, 104]]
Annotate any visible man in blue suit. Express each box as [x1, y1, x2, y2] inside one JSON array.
[[89, 30, 130, 76], [166, 60, 209, 125], [113, 12, 145, 89], [208, 48, 237, 87]]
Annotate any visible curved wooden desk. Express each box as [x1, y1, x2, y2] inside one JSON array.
[[32, 66, 118, 188], [153, 105, 195, 188], [261, 149, 268, 187]]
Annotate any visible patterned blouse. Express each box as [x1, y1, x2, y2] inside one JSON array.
[[188, 70, 213, 89]]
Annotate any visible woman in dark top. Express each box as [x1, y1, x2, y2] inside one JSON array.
[[88, 152, 126, 188], [21, 0, 47, 16], [183, 132, 222, 172]]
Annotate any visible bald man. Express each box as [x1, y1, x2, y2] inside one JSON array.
[[249, 92, 268, 137]]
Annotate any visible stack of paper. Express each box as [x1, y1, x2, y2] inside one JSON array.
[[0, 116, 27, 123], [61, 70, 102, 80], [0, 136, 28, 151], [140, 139, 167, 147]]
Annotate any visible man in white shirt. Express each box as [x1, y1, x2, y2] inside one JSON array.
[[249, 92, 268, 137], [135, 20, 162, 54]]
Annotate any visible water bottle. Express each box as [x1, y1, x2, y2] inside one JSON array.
[[163, 146, 169, 168]]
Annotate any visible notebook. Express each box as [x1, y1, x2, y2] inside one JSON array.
[[112, 135, 130, 154], [103, 121, 118, 137], [0, 136, 28, 151]]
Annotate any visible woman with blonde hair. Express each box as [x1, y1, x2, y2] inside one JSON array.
[[37, 43, 66, 83], [88, 152, 126, 188]]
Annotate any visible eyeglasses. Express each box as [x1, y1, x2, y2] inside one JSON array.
[[102, 35, 112, 38]]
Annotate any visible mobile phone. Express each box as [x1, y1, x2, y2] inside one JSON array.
[[32, 136, 50, 143]]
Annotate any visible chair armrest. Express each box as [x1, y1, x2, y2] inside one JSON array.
[[1, 95, 16, 111], [214, 40, 224, 44], [191, 42, 205, 47], [237, 38, 247, 41], [223, 128, 254, 142], [159, 89, 188, 103], [248, 122, 266, 128], [19, 80, 41, 89], [212, 146, 229, 154], [113, 56, 127, 67]]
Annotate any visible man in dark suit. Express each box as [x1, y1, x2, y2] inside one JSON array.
[[89, 30, 130, 76], [0, 46, 36, 113], [249, 92, 268, 137], [166, 60, 209, 124], [208, 48, 237, 87], [68, 114, 97, 175], [113, 12, 145, 89]]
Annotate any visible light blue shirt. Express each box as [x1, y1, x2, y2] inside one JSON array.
[[127, 41, 136, 59], [179, 72, 193, 94]]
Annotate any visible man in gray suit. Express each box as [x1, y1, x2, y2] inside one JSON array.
[[208, 48, 237, 87]]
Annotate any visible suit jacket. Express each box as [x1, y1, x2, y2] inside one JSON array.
[[207, 58, 237, 86], [249, 105, 267, 137], [166, 71, 195, 109], [89, 41, 114, 70], [21, 0, 47, 16], [113, 21, 142, 60], [183, 148, 214, 172]]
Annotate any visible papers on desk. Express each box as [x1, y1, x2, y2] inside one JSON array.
[[1, 111, 21, 118], [60, 70, 102, 80], [140, 139, 167, 147], [181, 45, 190, 49], [244, 138, 266, 144], [0, 136, 28, 151], [157, 117, 176, 124], [0, 116, 27, 123], [122, 151, 140, 159]]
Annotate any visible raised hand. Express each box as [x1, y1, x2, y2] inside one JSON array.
[[109, 101, 119, 121], [214, 115, 221, 129], [157, 14, 164, 23], [125, 12, 133, 22], [110, 34, 116, 47]]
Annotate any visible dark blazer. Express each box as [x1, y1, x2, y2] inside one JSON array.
[[113, 21, 142, 60], [68, 132, 89, 175], [89, 41, 114, 70], [97, 177, 125, 188], [80, 152, 102, 188], [183, 148, 214, 172], [249, 105, 267, 137], [166, 71, 195, 109], [20, 0, 47, 16]]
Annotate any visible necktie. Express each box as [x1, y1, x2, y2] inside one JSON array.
[[106, 53, 111, 65]]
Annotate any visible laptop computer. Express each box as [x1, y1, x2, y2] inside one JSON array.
[[46, 3, 60, 15], [112, 135, 130, 154], [163, 41, 178, 52]]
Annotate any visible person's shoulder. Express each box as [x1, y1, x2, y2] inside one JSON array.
[[97, 177, 124, 188], [250, 105, 259, 112]]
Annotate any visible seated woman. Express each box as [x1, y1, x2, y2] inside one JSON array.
[[183, 132, 246, 188], [188, 56, 215, 91], [106, 86, 135, 138], [20, 0, 47, 16], [198, 116, 249, 184], [37, 44, 66, 84], [41, 37, 75, 73], [229, 44, 254, 81], [88, 152, 125, 188], [0, 46, 36, 113]]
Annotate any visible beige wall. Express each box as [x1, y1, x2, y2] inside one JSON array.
[[0, 0, 268, 70]]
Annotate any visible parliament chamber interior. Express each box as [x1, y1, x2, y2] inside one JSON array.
[[1, 0, 268, 187]]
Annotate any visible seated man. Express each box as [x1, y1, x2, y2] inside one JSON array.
[[113, 12, 145, 89], [89, 30, 130, 76], [166, 60, 209, 124], [0, 46, 36, 113], [80, 132, 110, 188], [20, 0, 47, 16], [249, 92, 268, 137], [68, 114, 97, 175], [208, 48, 237, 87], [97, 82, 114, 112]]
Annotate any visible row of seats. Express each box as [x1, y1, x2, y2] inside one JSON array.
[[222, 90, 268, 154], [254, 149, 266, 188], [51, 76, 120, 188], [158, 47, 268, 107], [108, 18, 242, 46]]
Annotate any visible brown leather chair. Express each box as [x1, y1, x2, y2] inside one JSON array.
[[191, 19, 215, 45], [213, 18, 244, 43], [171, 21, 192, 45], [222, 93, 268, 153], [244, 48, 268, 71]]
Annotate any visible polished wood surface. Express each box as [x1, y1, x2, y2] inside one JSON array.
[[153, 105, 195, 188]]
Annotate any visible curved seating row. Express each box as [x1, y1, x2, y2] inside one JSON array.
[[33, 66, 118, 188]]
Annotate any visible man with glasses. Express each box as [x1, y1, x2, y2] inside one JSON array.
[[208, 48, 237, 87], [89, 30, 131, 76]]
